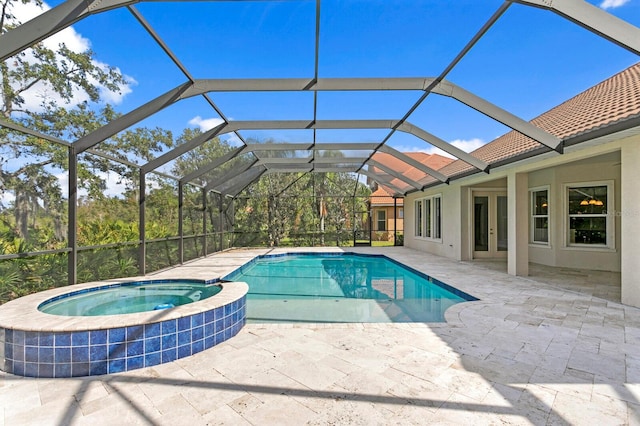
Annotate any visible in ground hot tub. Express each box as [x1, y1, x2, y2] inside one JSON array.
[[0, 278, 247, 378]]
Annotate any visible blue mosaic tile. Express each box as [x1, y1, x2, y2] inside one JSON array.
[[161, 320, 176, 335], [204, 323, 214, 338], [205, 310, 214, 324], [24, 362, 38, 377], [71, 331, 89, 346], [126, 325, 144, 342], [144, 323, 161, 338], [126, 340, 144, 357], [177, 344, 191, 359], [214, 319, 224, 334], [145, 337, 161, 353], [204, 336, 214, 349], [39, 363, 54, 378], [72, 363, 90, 377], [4, 329, 12, 342], [108, 328, 126, 344], [161, 332, 177, 350], [90, 361, 107, 376], [90, 345, 107, 362], [13, 345, 24, 362], [192, 340, 204, 355], [161, 348, 177, 363], [13, 330, 25, 346], [25, 346, 38, 363], [192, 313, 204, 327], [5, 343, 12, 360], [144, 352, 161, 367], [25, 332, 39, 346], [54, 363, 71, 378], [108, 343, 126, 359], [192, 326, 204, 341], [108, 358, 125, 374], [72, 346, 89, 363], [178, 330, 191, 347], [3, 359, 12, 374], [224, 317, 231, 329], [35, 347, 53, 364], [54, 333, 71, 347], [214, 307, 223, 321], [224, 304, 231, 317], [39, 333, 54, 347], [90, 330, 107, 345], [224, 328, 232, 341], [55, 347, 71, 363], [13, 361, 25, 376], [177, 316, 191, 332], [127, 356, 144, 371]]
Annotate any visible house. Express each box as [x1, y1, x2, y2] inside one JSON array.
[[369, 152, 453, 243], [391, 62, 640, 307]]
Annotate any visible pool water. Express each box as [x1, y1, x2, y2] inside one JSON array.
[[224, 253, 476, 323], [38, 281, 222, 316]]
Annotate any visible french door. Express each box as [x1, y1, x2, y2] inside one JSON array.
[[473, 191, 508, 258]]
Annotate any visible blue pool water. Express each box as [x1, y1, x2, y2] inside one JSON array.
[[38, 280, 222, 316], [224, 253, 477, 323]]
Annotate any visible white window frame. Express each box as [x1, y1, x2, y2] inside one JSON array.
[[376, 209, 386, 231], [415, 194, 442, 242], [530, 185, 550, 246], [563, 180, 614, 250], [415, 200, 422, 237]]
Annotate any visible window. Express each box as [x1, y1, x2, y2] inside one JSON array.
[[398, 208, 404, 219], [424, 198, 432, 238], [415, 195, 442, 240], [434, 196, 442, 239], [415, 200, 422, 236], [566, 182, 612, 247], [530, 187, 549, 244], [376, 210, 386, 231]]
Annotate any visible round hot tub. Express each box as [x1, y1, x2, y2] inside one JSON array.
[[0, 278, 247, 378], [38, 280, 223, 316]]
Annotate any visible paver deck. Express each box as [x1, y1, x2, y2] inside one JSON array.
[[1, 247, 635, 425]]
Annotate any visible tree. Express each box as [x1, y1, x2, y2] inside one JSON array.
[[0, 0, 132, 242]]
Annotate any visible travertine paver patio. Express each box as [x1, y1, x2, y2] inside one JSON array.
[[1, 247, 636, 425]]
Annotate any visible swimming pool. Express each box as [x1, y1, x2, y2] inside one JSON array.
[[224, 253, 477, 323]]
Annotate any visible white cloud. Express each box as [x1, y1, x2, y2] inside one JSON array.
[[188, 116, 225, 131], [392, 138, 486, 159], [222, 133, 244, 147], [0, 191, 16, 207], [57, 171, 129, 199], [7, 1, 134, 112], [600, 0, 630, 9]]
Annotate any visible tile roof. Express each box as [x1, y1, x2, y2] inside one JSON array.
[[368, 62, 640, 194], [370, 185, 404, 206], [370, 152, 454, 194], [425, 61, 640, 185]]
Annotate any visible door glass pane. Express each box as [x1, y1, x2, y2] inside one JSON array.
[[497, 195, 508, 251], [474, 196, 488, 251]]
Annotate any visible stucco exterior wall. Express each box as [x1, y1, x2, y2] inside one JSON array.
[[404, 136, 630, 273]]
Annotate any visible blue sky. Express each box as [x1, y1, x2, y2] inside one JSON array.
[[17, 0, 640, 158]]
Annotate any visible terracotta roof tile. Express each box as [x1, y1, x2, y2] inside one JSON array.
[[370, 186, 404, 206], [431, 61, 640, 184]]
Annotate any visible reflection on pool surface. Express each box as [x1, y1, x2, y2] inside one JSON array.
[[224, 253, 477, 323], [38, 281, 222, 316]]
